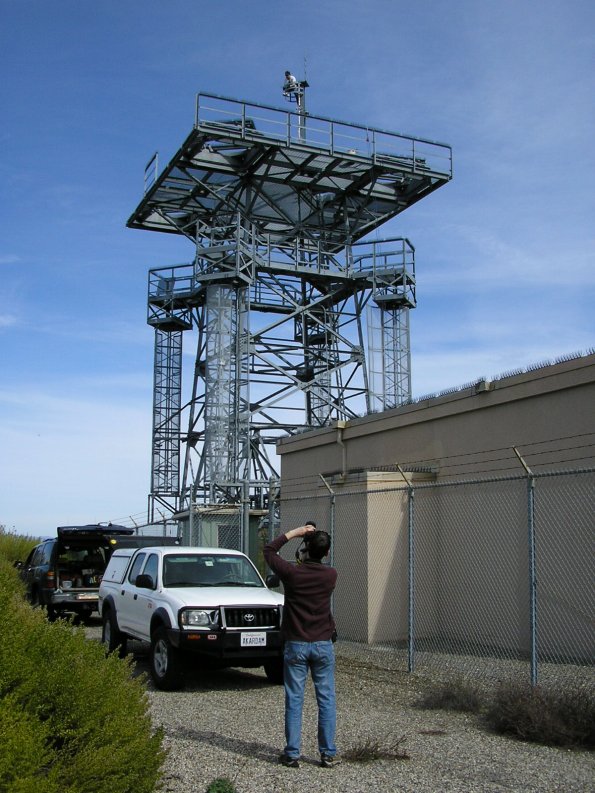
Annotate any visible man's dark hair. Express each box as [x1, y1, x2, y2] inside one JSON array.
[[305, 530, 331, 560]]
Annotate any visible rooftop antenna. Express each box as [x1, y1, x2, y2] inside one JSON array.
[[283, 68, 309, 141]]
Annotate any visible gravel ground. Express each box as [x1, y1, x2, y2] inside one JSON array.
[[85, 621, 594, 793]]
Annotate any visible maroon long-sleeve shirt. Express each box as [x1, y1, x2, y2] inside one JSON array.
[[264, 533, 337, 642]]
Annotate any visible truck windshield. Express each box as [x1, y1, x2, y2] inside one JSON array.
[[162, 554, 264, 588]]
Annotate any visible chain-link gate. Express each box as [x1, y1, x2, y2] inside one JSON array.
[[187, 504, 243, 551]]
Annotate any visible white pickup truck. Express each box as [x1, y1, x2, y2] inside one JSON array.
[[98, 546, 284, 690]]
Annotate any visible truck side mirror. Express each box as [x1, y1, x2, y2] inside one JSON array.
[[135, 574, 155, 590], [266, 573, 280, 589], [13, 561, 23, 570]]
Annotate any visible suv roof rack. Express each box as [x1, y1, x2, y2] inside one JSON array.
[[57, 524, 135, 537]]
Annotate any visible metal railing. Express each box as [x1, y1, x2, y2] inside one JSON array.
[[143, 151, 158, 194], [147, 220, 415, 294], [194, 93, 453, 177]]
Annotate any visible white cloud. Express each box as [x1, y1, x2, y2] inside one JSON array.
[[0, 314, 18, 328], [419, 223, 595, 294], [31, 317, 152, 347]]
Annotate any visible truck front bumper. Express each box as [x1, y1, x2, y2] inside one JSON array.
[[166, 627, 283, 662]]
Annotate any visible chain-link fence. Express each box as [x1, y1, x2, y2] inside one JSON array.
[[186, 505, 243, 551], [277, 468, 595, 689]]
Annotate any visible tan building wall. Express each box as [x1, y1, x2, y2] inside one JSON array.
[[279, 354, 595, 491], [277, 353, 595, 657]]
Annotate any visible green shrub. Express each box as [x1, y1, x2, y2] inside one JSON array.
[[206, 778, 239, 793], [0, 526, 39, 565], [416, 677, 481, 713], [343, 735, 409, 763], [0, 555, 166, 793], [415, 674, 594, 750], [0, 694, 60, 793], [484, 682, 595, 749]]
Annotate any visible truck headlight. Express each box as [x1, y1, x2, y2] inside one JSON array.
[[180, 608, 219, 630]]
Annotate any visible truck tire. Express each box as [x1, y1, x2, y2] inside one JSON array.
[[264, 658, 284, 684], [80, 608, 94, 625], [150, 626, 184, 691], [102, 608, 128, 658]]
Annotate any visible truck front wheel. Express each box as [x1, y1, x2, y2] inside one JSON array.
[[150, 627, 184, 691]]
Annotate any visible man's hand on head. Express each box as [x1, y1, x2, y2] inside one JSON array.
[[285, 525, 317, 541]]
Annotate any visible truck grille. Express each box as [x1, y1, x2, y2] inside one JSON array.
[[222, 607, 279, 629]]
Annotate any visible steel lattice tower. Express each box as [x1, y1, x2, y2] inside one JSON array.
[[128, 91, 452, 536]]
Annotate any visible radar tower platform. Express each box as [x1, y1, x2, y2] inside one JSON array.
[[127, 85, 452, 545]]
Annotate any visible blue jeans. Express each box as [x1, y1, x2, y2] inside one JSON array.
[[283, 640, 337, 759]]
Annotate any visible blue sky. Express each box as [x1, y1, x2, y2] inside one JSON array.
[[1, 0, 593, 535]]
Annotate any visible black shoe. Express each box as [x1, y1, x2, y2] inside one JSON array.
[[320, 754, 341, 768], [279, 754, 299, 768]]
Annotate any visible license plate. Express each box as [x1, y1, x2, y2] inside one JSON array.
[[76, 593, 97, 601], [241, 632, 266, 647]]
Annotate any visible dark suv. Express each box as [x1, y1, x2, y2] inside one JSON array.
[[16, 524, 180, 621]]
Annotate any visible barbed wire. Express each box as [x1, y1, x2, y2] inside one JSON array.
[[103, 433, 595, 520], [280, 432, 595, 488]]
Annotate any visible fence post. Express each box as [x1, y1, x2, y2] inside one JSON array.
[[514, 447, 538, 687], [319, 475, 337, 619], [319, 474, 336, 568], [197, 511, 203, 547], [398, 465, 415, 673], [268, 477, 279, 543], [187, 493, 194, 547], [242, 482, 251, 556]]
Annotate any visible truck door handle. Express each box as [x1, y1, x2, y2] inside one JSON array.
[[121, 590, 125, 595], [134, 594, 138, 600]]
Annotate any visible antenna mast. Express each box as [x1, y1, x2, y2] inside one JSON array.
[[283, 68, 309, 140]]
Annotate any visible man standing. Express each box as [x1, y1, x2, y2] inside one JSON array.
[[264, 523, 340, 769]]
